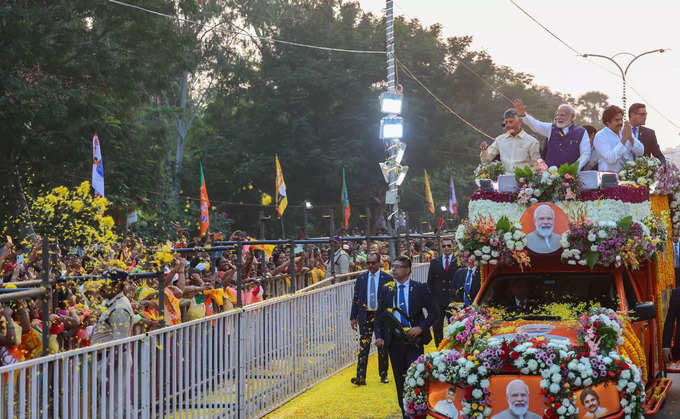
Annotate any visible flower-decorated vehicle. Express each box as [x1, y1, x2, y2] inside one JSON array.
[[413, 160, 676, 419]]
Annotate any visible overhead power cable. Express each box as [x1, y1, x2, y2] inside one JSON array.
[[396, 58, 495, 141], [450, 57, 514, 105], [108, 0, 386, 55], [506, 0, 680, 131]]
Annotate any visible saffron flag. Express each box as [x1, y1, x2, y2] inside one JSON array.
[[424, 169, 435, 215], [91, 132, 104, 196], [199, 162, 210, 237], [449, 175, 458, 216], [275, 154, 288, 218], [341, 168, 351, 229]]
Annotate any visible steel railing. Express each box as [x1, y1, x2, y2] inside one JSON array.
[[0, 263, 429, 418]]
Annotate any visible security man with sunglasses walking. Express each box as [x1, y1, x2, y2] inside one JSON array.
[[350, 252, 390, 385]]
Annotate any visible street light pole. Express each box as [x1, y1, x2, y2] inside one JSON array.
[[581, 49, 667, 118], [380, 0, 407, 259]]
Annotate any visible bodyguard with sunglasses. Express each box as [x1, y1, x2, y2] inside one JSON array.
[[350, 252, 391, 385], [427, 238, 458, 347], [375, 256, 438, 418]]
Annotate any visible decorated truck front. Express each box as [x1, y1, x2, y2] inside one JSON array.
[[413, 159, 677, 419]]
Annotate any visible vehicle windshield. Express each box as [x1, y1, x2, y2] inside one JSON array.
[[479, 272, 617, 317]]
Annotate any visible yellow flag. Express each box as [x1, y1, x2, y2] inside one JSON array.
[[424, 169, 435, 215], [275, 154, 288, 218]]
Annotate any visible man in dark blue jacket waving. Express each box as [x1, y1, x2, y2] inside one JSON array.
[[375, 256, 439, 418], [350, 252, 391, 385]]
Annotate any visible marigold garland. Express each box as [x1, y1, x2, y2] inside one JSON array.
[[650, 195, 674, 371], [622, 321, 647, 381]]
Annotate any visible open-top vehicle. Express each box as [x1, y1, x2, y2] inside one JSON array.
[[411, 160, 677, 418]]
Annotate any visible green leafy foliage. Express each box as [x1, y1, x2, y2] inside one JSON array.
[[1, 0, 609, 240]]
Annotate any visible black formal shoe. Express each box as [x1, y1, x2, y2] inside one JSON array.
[[380, 377, 389, 384], [350, 377, 366, 385]]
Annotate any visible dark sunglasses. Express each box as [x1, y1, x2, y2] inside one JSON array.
[[441, 244, 453, 248]]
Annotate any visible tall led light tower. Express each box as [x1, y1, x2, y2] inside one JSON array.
[[379, 1, 407, 257]]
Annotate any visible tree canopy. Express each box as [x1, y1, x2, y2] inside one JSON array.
[[1, 0, 609, 241]]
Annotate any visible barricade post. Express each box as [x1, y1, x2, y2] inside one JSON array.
[[406, 232, 412, 257], [158, 269, 166, 328], [288, 240, 296, 293], [236, 241, 243, 308], [41, 237, 49, 356]]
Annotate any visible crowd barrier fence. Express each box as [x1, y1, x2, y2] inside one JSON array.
[[0, 263, 429, 418]]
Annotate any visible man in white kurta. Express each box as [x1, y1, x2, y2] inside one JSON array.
[[593, 105, 643, 172], [480, 109, 540, 174]]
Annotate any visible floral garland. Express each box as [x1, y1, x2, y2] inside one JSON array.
[[560, 215, 664, 270], [669, 190, 680, 237], [455, 215, 530, 269], [579, 183, 649, 204], [620, 321, 647, 381], [577, 308, 624, 356], [438, 305, 496, 353], [471, 183, 649, 206], [619, 156, 661, 188], [470, 189, 516, 203], [515, 160, 580, 204], [474, 161, 506, 181], [651, 162, 680, 195], [404, 307, 645, 419]]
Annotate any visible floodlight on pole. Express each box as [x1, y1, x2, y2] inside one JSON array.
[[380, 116, 404, 139], [440, 205, 447, 212], [380, 91, 403, 114], [304, 200, 313, 210]]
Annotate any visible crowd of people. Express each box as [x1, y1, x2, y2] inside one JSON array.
[[0, 228, 439, 365]]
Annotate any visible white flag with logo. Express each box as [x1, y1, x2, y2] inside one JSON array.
[[92, 132, 105, 196]]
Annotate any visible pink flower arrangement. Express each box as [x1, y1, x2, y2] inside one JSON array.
[[652, 162, 680, 195]]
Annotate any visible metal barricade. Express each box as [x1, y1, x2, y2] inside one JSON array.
[[0, 263, 429, 418]]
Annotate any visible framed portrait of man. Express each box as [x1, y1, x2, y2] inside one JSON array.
[[520, 203, 568, 254]]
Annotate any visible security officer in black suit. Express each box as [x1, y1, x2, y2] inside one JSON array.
[[350, 252, 390, 385], [375, 256, 438, 418], [453, 266, 481, 306], [427, 237, 458, 347]]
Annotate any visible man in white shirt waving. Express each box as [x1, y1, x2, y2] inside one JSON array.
[[513, 99, 591, 170], [593, 105, 643, 172]]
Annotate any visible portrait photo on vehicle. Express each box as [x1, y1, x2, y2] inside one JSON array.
[[428, 382, 462, 418], [520, 203, 568, 254], [574, 384, 621, 418]]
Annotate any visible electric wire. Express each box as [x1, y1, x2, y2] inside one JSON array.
[[506, 0, 680, 131], [396, 58, 495, 141], [108, 0, 386, 55]]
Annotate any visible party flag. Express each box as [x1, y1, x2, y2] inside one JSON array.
[[449, 175, 458, 216], [275, 154, 288, 218], [341, 168, 351, 229], [91, 132, 105, 196], [424, 169, 435, 215], [199, 162, 210, 237]]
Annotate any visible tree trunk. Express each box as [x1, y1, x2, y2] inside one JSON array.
[[10, 154, 36, 239], [171, 71, 190, 199]]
